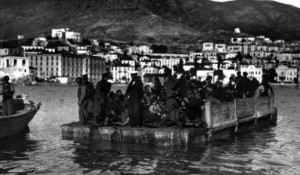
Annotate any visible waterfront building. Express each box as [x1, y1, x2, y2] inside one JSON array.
[[28, 54, 106, 82], [82, 56, 106, 84], [0, 56, 31, 82], [160, 57, 184, 73], [110, 64, 134, 83], [222, 69, 238, 84], [275, 65, 297, 83], [196, 68, 214, 82], [141, 66, 159, 82], [240, 65, 263, 82]]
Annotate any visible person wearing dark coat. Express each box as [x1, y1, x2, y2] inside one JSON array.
[[76, 77, 88, 125], [125, 72, 144, 127], [0, 76, 15, 116], [235, 72, 250, 98], [93, 73, 111, 123], [82, 74, 94, 121], [248, 77, 260, 97], [259, 75, 274, 97], [153, 76, 162, 97]]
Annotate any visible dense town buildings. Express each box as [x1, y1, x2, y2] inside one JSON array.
[[0, 28, 300, 85]]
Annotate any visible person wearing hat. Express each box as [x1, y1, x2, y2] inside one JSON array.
[[164, 68, 178, 98], [78, 74, 94, 125], [93, 73, 111, 123], [125, 71, 144, 127], [0, 76, 15, 116]]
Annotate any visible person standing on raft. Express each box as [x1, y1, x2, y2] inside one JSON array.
[[125, 71, 144, 127]]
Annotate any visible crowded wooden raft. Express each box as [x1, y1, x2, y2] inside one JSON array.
[[74, 67, 274, 129]]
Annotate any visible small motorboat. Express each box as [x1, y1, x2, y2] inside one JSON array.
[[0, 94, 41, 139]]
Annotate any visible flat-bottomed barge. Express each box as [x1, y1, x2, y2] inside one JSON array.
[[62, 95, 277, 146]]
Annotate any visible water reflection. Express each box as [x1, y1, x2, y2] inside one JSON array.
[[0, 130, 38, 174], [0, 86, 297, 174]]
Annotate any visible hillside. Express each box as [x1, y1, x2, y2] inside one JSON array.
[[0, 0, 300, 45]]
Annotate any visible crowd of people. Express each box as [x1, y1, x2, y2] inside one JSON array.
[[76, 69, 274, 128]]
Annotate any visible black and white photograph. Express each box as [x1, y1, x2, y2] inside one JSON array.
[[0, 0, 299, 174]]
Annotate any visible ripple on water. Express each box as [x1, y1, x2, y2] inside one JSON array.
[[0, 86, 299, 174]]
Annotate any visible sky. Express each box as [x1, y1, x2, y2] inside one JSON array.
[[211, 0, 300, 8]]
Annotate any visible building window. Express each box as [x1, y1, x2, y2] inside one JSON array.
[[22, 60, 26, 66], [14, 59, 17, 66]]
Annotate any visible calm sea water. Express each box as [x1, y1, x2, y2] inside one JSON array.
[[0, 85, 299, 175]]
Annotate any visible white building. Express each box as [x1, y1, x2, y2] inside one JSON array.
[[18, 35, 24, 40], [227, 45, 243, 53], [268, 46, 279, 52], [202, 42, 214, 51], [240, 65, 263, 82], [51, 28, 82, 42], [183, 63, 195, 71], [234, 28, 241, 33], [160, 58, 183, 73], [141, 66, 159, 81], [51, 28, 66, 39], [32, 37, 48, 46], [127, 45, 152, 55], [196, 69, 214, 82], [225, 52, 238, 59], [121, 59, 136, 67], [140, 60, 153, 68], [222, 69, 238, 84], [276, 65, 297, 83], [215, 44, 227, 53], [0, 48, 10, 56], [21, 46, 44, 51], [149, 53, 189, 59], [0, 56, 31, 82], [75, 46, 91, 55], [65, 31, 82, 43], [110, 64, 135, 83], [93, 53, 118, 62]]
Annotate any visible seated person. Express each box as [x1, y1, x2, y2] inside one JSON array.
[[105, 92, 122, 125], [143, 97, 163, 125], [183, 90, 204, 121], [163, 94, 181, 125]]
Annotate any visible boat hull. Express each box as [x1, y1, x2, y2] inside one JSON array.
[[0, 102, 41, 139]]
